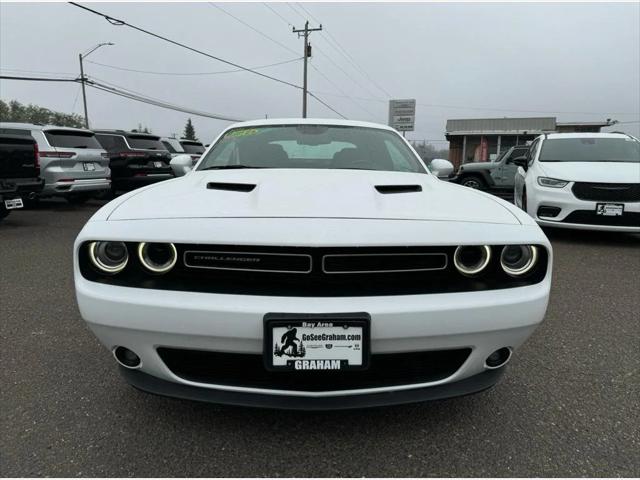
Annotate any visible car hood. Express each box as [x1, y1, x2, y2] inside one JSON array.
[[537, 161, 640, 183], [107, 169, 520, 225]]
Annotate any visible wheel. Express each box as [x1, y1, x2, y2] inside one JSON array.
[[66, 194, 90, 205], [0, 204, 10, 221], [460, 175, 486, 190]]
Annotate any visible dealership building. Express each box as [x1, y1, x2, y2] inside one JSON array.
[[445, 117, 613, 168]]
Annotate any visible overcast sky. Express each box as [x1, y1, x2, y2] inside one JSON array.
[[1, 2, 639, 143]]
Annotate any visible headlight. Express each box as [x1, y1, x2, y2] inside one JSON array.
[[138, 242, 177, 273], [453, 245, 492, 276], [500, 245, 538, 276], [89, 241, 129, 274], [537, 177, 568, 188]]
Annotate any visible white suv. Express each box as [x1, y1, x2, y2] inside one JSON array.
[[514, 132, 640, 232]]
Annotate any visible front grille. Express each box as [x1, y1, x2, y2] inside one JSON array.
[[572, 182, 640, 202], [322, 253, 447, 274], [562, 210, 640, 227], [157, 348, 471, 391], [79, 244, 549, 296]]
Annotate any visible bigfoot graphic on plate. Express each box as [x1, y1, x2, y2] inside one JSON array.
[[265, 314, 370, 371]]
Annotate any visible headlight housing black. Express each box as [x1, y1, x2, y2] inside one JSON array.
[[453, 245, 492, 276], [137, 242, 177, 274], [88, 241, 129, 274], [500, 245, 538, 276]]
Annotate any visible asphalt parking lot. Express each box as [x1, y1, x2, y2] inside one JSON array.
[[1, 199, 639, 477]]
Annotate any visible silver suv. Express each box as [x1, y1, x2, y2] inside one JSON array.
[[0, 123, 110, 203], [160, 137, 206, 165]]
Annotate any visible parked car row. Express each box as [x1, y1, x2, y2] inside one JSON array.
[[0, 122, 206, 220], [452, 132, 640, 233]]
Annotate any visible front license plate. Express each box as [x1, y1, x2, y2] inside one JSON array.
[[83, 162, 95, 171], [154, 161, 163, 168], [4, 198, 23, 209], [264, 313, 370, 372], [596, 203, 624, 216]]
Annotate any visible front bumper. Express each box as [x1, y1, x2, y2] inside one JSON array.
[[76, 277, 549, 408], [120, 365, 504, 410], [530, 185, 640, 233], [113, 174, 173, 192]]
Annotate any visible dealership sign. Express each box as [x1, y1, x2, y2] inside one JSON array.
[[388, 99, 416, 132]]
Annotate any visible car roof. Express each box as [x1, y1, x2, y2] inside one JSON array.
[[543, 132, 634, 140], [94, 130, 160, 138], [225, 118, 397, 131], [0, 122, 94, 134]]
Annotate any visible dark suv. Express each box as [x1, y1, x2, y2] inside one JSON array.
[[0, 134, 44, 220], [94, 131, 173, 193]]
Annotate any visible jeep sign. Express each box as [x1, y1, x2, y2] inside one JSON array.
[[388, 99, 416, 132]]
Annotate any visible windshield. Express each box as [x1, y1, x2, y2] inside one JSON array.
[[44, 130, 102, 149], [127, 135, 166, 151], [197, 125, 426, 173], [180, 141, 205, 154], [539, 137, 640, 163], [161, 140, 183, 153]]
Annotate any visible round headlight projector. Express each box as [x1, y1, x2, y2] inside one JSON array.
[[89, 241, 129, 274], [454, 245, 491, 276], [500, 245, 538, 276], [137, 242, 177, 273]]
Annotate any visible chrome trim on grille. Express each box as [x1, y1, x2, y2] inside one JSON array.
[[183, 250, 313, 274], [321, 253, 448, 274]]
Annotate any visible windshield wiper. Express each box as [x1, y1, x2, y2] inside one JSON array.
[[200, 165, 265, 170]]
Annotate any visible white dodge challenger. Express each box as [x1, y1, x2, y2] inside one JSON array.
[[74, 119, 552, 409]]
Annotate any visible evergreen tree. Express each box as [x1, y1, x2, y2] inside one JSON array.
[[183, 118, 198, 140]]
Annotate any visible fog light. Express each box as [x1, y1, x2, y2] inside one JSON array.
[[453, 245, 491, 276], [486, 347, 512, 369], [537, 206, 561, 218], [138, 242, 177, 273], [89, 241, 128, 274]]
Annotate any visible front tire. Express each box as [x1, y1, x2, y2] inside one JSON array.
[[460, 175, 486, 190]]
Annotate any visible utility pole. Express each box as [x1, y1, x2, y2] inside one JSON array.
[[293, 21, 322, 118], [78, 42, 114, 129], [78, 54, 89, 129]]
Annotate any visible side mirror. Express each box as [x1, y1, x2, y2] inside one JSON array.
[[429, 158, 454, 179], [170, 154, 193, 177], [512, 156, 528, 169]]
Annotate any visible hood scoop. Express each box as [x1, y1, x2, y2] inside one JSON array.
[[375, 184, 422, 194], [207, 182, 256, 192]]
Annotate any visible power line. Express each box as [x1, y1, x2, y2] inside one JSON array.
[[205, 3, 346, 118], [284, 3, 385, 101], [68, 2, 301, 90], [0, 74, 243, 122], [0, 74, 78, 82], [208, 3, 298, 56], [307, 92, 347, 119], [84, 57, 302, 76], [69, 2, 346, 119], [296, 2, 392, 98]]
